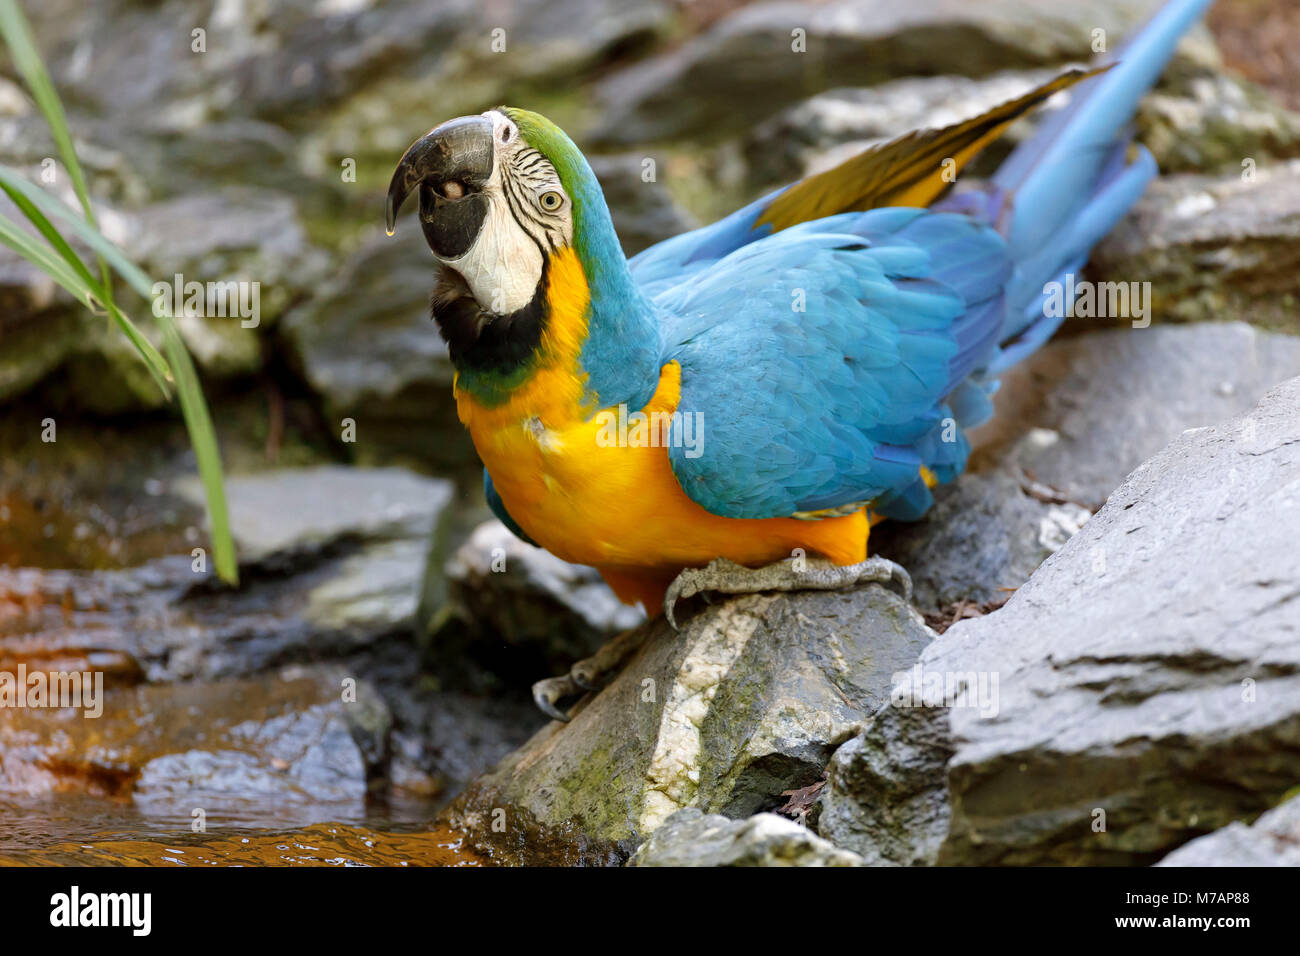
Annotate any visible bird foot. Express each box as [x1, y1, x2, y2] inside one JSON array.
[[530, 626, 650, 722], [663, 555, 913, 630]]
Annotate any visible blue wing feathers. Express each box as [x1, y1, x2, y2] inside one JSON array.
[[626, 0, 1208, 524], [657, 209, 1001, 520]]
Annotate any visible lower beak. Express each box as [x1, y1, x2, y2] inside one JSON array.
[[386, 114, 494, 260]]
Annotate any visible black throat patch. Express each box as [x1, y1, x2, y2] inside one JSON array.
[[430, 262, 549, 382]]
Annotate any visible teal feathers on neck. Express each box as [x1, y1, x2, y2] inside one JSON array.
[[505, 108, 662, 414]]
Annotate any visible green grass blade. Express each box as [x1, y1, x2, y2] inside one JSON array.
[[159, 315, 238, 585], [0, 0, 238, 586], [0, 165, 155, 298], [0, 0, 116, 305], [0, 206, 172, 396]]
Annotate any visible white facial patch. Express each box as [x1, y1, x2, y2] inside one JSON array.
[[446, 193, 545, 314], [433, 110, 573, 316]]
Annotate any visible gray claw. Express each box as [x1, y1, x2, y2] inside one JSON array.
[[531, 674, 581, 722], [888, 561, 913, 601]]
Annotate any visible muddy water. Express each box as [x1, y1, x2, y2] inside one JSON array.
[[0, 407, 516, 867], [0, 792, 491, 865]]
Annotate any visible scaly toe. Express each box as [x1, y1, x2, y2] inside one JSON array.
[[531, 674, 583, 722]]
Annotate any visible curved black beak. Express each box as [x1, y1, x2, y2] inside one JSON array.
[[386, 114, 495, 259]]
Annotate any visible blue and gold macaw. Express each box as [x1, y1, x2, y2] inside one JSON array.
[[387, 0, 1211, 715]]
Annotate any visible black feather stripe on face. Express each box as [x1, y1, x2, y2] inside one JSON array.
[[431, 260, 549, 378], [502, 146, 566, 254]]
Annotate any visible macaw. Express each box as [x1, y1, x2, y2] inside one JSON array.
[[387, 0, 1212, 717]]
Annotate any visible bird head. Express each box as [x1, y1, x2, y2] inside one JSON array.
[[386, 107, 585, 317]]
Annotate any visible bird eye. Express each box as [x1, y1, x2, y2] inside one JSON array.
[[539, 191, 563, 211]]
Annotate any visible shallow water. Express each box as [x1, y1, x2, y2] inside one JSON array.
[[0, 794, 488, 866]]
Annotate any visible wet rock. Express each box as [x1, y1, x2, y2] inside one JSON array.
[[0, 665, 386, 827], [588, 0, 1197, 146], [1, 465, 454, 682], [878, 323, 1300, 613], [628, 807, 862, 867], [1157, 795, 1300, 866], [450, 585, 934, 862], [1090, 160, 1300, 334], [431, 520, 643, 691], [819, 377, 1300, 865]]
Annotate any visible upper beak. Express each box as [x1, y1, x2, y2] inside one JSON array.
[[386, 114, 495, 259]]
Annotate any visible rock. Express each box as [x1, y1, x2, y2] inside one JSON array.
[[431, 520, 643, 690], [1091, 160, 1300, 334], [295, 0, 670, 173], [876, 323, 1300, 614], [1157, 794, 1300, 866], [449, 585, 934, 863], [589, 153, 699, 256], [873, 470, 1089, 616], [0, 464, 454, 682], [628, 808, 863, 866], [279, 230, 472, 471], [588, 0, 1201, 146], [819, 377, 1300, 865], [175, 464, 452, 566], [744, 68, 1300, 193], [0, 184, 327, 412], [976, 323, 1300, 506], [743, 70, 1057, 190], [1137, 71, 1300, 175], [0, 665, 385, 824]]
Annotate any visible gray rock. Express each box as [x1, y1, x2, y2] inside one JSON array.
[[746, 68, 1300, 194], [1091, 160, 1300, 334], [589, 153, 700, 256], [589, 0, 1197, 146], [26, 0, 665, 127], [175, 465, 453, 566], [432, 519, 643, 685], [628, 808, 863, 866], [1157, 795, 1300, 866], [878, 323, 1300, 615], [280, 229, 473, 471], [1137, 71, 1300, 175], [820, 376, 1300, 865], [874, 470, 1089, 616], [977, 322, 1300, 507], [450, 585, 934, 863], [0, 184, 327, 411], [295, 0, 670, 171], [744, 71, 1057, 190]]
